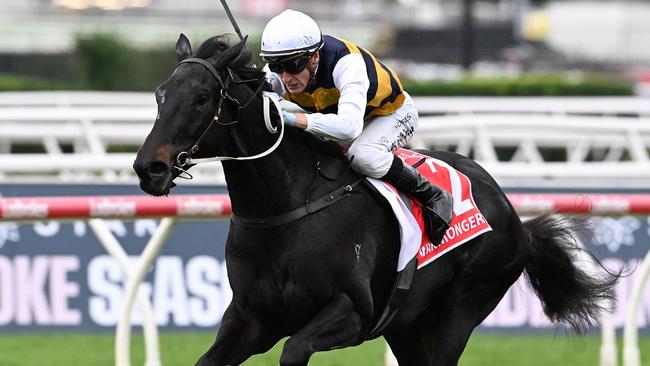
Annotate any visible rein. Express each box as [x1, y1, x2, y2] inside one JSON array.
[[172, 57, 284, 178]]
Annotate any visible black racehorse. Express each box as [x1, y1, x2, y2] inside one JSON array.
[[133, 34, 617, 366]]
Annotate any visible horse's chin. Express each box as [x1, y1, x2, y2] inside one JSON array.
[[139, 178, 173, 197]]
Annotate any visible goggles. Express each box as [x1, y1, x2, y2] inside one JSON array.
[[266, 54, 311, 75]]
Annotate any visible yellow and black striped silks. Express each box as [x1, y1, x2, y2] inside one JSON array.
[[284, 35, 405, 118]]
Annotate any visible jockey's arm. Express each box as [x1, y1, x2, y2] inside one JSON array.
[[303, 53, 369, 141], [263, 54, 370, 142]]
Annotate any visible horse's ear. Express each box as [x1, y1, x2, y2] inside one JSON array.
[[176, 33, 192, 61], [229, 35, 252, 69], [214, 35, 249, 69]]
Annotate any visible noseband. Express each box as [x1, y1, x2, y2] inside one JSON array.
[[172, 57, 284, 178]]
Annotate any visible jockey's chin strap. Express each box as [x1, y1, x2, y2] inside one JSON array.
[[172, 58, 284, 178]]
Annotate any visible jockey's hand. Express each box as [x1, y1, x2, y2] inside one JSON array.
[[263, 91, 305, 128], [283, 111, 296, 126]]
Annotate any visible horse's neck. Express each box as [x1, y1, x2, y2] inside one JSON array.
[[221, 106, 318, 218], [219, 80, 356, 219]]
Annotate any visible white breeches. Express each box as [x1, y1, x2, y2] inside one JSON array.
[[346, 92, 419, 178]]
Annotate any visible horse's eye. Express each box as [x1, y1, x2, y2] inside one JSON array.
[[196, 93, 210, 105]]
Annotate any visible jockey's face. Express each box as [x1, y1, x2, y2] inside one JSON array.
[[281, 52, 319, 95]]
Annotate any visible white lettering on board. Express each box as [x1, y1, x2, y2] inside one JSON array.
[[86, 255, 229, 327], [187, 256, 227, 327], [0, 255, 80, 326], [33, 221, 60, 237], [154, 256, 190, 326]]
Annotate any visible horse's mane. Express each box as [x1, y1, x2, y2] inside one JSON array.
[[195, 33, 266, 82]]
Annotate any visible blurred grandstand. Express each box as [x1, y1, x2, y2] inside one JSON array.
[[1, 0, 650, 75]]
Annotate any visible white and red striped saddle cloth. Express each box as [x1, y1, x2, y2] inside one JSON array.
[[367, 149, 492, 271]]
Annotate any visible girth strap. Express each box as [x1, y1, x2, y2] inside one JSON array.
[[230, 178, 364, 228]]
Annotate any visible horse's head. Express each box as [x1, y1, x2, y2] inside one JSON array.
[[133, 33, 255, 196]]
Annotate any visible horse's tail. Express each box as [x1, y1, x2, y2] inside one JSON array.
[[522, 213, 618, 333]]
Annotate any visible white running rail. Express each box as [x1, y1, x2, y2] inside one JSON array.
[[1, 93, 650, 187]]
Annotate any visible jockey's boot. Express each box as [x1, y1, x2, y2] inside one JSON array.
[[382, 156, 453, 246]]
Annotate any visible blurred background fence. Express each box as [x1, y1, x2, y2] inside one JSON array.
[[1, 92, 649, 188]]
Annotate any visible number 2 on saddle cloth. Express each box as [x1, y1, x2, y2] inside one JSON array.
[[388, 148, 492, 270]]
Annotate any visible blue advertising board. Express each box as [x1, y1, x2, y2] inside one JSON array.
[[0, 184, 648, 333]]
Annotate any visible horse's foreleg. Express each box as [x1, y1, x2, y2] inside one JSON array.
[[195, 300, 279, 366], [280, 293, 364, 366]]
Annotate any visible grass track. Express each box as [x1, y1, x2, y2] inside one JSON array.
[[1, 332, 649, 365]]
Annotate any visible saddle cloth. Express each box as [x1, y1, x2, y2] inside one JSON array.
[[367, 149, 492, 271]]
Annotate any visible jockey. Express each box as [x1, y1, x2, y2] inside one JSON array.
[[260, 9, 452, 246]]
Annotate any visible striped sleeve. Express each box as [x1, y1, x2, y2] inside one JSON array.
[[304, 53, 368, 141]]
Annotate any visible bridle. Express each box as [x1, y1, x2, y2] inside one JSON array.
[[171, 57, 285, 179]]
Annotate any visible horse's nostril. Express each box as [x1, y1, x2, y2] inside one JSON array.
[[147, 161, 169, 177]]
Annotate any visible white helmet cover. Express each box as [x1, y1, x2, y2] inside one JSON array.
[[260, 9, 323, 60]]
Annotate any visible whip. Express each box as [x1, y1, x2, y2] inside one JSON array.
[[219, 0, 245, 41]]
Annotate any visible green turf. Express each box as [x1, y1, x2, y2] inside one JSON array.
[[0, 332, 648, 365]]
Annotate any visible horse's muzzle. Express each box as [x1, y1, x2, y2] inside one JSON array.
[[133, 159, 173, 196]]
